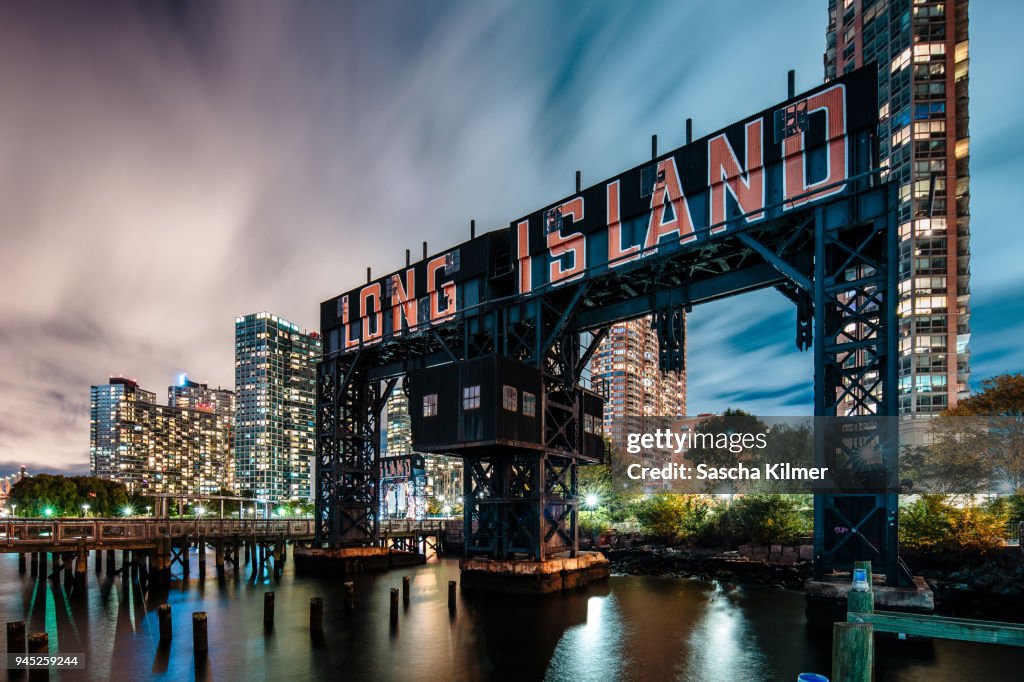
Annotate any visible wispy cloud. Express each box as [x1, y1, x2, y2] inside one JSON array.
[[0, 1, 1020, 472]]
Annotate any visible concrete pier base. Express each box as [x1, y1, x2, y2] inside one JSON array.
[[460, 551, 610, 594], [293, 546, 425, 576], [805, 573, 934, 628]]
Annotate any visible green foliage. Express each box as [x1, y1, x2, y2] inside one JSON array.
[[899, 494, 1008, 553], [426, 497, 443, 516], [579, 508, 612, 538], [633, 494, 714, 543], [714, 494, 812, 546], [7, 474, 130, 517]]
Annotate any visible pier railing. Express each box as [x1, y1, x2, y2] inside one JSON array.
[[0, 517, 462, 550], [0, 517, 316, 549]]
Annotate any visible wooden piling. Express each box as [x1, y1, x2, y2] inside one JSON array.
[[390, 588, 399, 622], [309, 597, 323, 633], [121, 549, 129, 574], [448, 580, 456, 612], [182, 538, 190, 576], [215, 540, 224, 572], [18, 553, 26, 574], [75, 540, 87, 587], [158, 604, 172, 643], [7, 620, 26, 656], [832, 621, 873, 682], [264, 592, 275, 624], [30, 552, 38, 577], [94, 548, 101, 574], [198, 536, 206, 578], [402, 576, 410, 605], [106, 549, 115, 575], [27, 632, 48, 681], [192, 612, 208, 655], [344, 582, 355, 610]]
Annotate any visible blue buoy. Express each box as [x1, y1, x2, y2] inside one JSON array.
[[797, 675, 829, 682]]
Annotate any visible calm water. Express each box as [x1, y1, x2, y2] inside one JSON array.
[[1, 550, 1022, 681]]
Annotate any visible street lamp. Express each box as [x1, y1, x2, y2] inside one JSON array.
[[122, 505, 134, 517], [10, 504, 16, 518], [43, 507, 54, 518], [81, 503, 90, 517], [585, 494, 599, 509], [145, 505, 152, 517]]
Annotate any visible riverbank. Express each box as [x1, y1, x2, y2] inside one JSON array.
[[605, 546, 811, 589], [603, 545, 1024, 623]]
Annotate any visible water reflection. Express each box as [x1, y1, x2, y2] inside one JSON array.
[[1, 553, 1023, 681]]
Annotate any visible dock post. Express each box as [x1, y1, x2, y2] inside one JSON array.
[[848, 560, 875, 616], [106, 549, 115, 575], [7, 620, 26, 657], [18, 553, 27, 574], [158, 604, 172, 644], [390, 588, 399, 623], [192, 612, 208, 655], [198, 536, 206, 579], [832, 621, 873, 682], [215, 539, 224, 578], [264, 592, 275, 625], [344, 582, 355, 610], [121, 549, 129, 575], [94, 548, 101, 575], [27, 632, 48, 681], [74, 540, 87, 593], [448, 580, 456, 612], [309, 597, 323, 633], [30, 552, 39, 577], [402, 576, 410, 605], [182, 537, 191, 576]]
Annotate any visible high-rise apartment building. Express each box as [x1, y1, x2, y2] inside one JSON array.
[[825, 0, 970, 415], [589, 316, 687, 449], [90, 376, 234, 495], [169, 375, 237, 492], [234, 312, 321, 503]]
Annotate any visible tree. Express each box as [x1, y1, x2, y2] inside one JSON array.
[[686, 409, 768, 494], [7, 474, 129, 517], [902, 373, 1024, 494]]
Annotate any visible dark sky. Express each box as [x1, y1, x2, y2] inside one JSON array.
[[1, 1, 1021, 474]]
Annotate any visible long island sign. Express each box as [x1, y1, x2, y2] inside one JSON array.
[[321, 67, 877, 355]]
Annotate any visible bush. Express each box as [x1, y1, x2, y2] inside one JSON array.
[[900, 495, 1008, 553], [714, 495, 811, 546], [579, 508, 612, 538], [633, 494, 713, 544]]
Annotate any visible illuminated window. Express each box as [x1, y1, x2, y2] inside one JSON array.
[[523, 392, 536, 417], [502, 385, 518, 412], [463, 386, 480, 411], [423, 394, 438, 417]]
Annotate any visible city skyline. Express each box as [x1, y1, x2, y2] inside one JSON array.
[[2, 1, 1023, 473]]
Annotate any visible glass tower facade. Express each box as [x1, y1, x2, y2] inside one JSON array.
[[234, 312, 321, 503], [825, 0, 971, 416]]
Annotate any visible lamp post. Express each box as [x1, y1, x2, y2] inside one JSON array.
[[82, 503, 90, 518], [10, 504, 16, 518]]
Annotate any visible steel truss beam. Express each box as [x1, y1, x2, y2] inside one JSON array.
[[316, 177, 905, 584]]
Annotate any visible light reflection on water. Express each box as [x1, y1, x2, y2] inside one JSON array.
[[1, 552, 1023, 681]]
